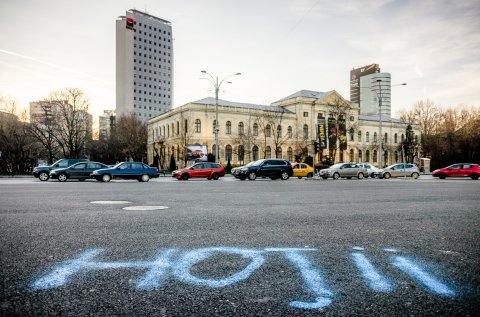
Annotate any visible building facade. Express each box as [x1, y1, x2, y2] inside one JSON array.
[[98, 110, 116, 140], [147, 90, 420, 168], [116, 9, 173, 121]]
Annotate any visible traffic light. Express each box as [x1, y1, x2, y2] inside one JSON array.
[[314, 141, 320, 153]]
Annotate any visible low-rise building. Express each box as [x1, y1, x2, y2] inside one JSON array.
[[147, 90, 420, 168]]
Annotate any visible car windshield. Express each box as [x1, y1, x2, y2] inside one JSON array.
[[251, 160, 266, 166], [112, 162, 125, 169], [385, 164, 397, 169], [330, 163, 344, 169]]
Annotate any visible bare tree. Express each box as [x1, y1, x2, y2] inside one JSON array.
[[325, 94, 352, 163], [29, 100, 60, 164], [114, 113, 147, 161], [231, 110, 258, 164]]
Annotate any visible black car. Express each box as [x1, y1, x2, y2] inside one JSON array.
[[236, 159, 293, 180], [90, 162, 159, 182], [32, 158, 88, 181], [50, 162, 109, 182]]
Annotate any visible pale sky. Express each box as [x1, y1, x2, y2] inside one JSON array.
[[0, 0, 479, 120]]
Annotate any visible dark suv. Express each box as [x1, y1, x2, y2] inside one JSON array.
[[32, 158, 88, 181], [236, 159, 293, 180]]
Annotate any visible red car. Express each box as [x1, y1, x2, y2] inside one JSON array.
[[432, 163, 480, 180], [172, 162, 225, 180]]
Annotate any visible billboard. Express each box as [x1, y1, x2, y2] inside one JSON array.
[[350, 64, 380, 104], [186, 144, 208, 161]]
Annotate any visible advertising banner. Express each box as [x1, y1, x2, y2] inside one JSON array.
[[317, 118, 327, 149], [186, 144, 208, 161], [327, 117, 347, 151]]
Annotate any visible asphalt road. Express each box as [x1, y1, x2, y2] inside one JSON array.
[[1, 176, 479, 316]]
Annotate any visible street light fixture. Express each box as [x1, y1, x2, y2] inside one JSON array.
[[201, 70, 241, 163]]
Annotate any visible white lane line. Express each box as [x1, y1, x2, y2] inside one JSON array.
[[123, 206, 169, 211]]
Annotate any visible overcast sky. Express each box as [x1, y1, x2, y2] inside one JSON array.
[[0, 0, 479, 120]]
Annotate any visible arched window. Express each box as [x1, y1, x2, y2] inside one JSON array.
[[253, 123, 258, 136], [373, 132, 377, 143], [167, 125, 170, 137], [238, 122, 244, 135], [265, 124, 271, 137], [171, 123, 174, 136], [350, 149, 354, 161], [194, 119, 201, 133], [265, 146, 271, 159], [277, 125, 282, 138], [384, 133, 388, 144], [394, 151, 398, 163], [212, 144, 218, 159], [238, 145, 245, 163], [373, 150, 378, 163], [384, 151, 388, 166], [252, 145, 259, 161], [401, 134, 405, 142], [303, 124, 308, 140], [213, 120, 217, 133], [276, 147, 282, 159], [394, 133, 398, 143], [226, 121, 231, 134], [225, 144, 232, 161], [176, 121, 179, 135], [349, 128, 354, 142], [287, 147, 293, 162], [358, 131, 362, 142], [366, 150, 370, 162], [288, 126, 292, 138], [366, 132, 370, 143], [358, 150, 363, 162]]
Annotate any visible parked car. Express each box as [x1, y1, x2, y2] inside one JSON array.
[[172, 162, 225, 180], [236, 159, 293, 181], [432, 163, 480, 180], [32, 158, 88, 181], [90, 162, 159, 182], [319, 163, 367, 180], [292, 163, 314, 179], [50, 162, 109, 182], [356, 163, 381, 178], [231, 162, 255, 179], [378, 163, 420, 179]]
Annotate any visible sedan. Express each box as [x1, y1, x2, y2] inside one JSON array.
[[292, 163, 314, 179], [50, 162, 109, 182], [432, 163, 480, 180], [378, 163, 420, 179], [172, 163, 225, 180], [91, 162, 159, 182], [319, 163, 367, 180], [356, 163, 381, 178]]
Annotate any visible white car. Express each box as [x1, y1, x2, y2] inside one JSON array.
[[357, 163, 380, 178]]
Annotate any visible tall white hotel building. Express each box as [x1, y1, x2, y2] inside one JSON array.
[[116, 9, 173, 121]]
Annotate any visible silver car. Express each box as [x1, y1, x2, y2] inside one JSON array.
[[357, 163, 381, 178], [319, 163, 367, 180], [378, 163, 420, 179]]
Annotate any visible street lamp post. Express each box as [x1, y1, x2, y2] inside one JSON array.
[[375, 80, 406, 168], [201, 70, 241, 163]]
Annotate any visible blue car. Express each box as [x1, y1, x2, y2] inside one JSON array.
[[90, 162, 159, 182]]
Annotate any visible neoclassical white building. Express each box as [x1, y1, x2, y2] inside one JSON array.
[[147, 90, 419, 168]]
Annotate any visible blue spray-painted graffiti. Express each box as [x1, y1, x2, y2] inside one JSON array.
[[31, 247, 457, 309]]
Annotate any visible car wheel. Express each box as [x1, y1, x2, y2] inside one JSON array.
[[280, 171, 290, 180], [383, 172, 391, 179], [370, 173, 376, 178], [182, 173, 189, 181], [471, 173, 479, 180], [102, 174, 111, 182], [140, 174, 150, 182], [58, 173, 68, 182], [307, 172, 313, 178], [411, 172, 419, 179], [439, 173, 446, 179], [248, 172, 257, 180], [39, 172, 49, 181], [212, 173, 219, 180], [333, 172, 340, 180], [357, 173, 364, 180]]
